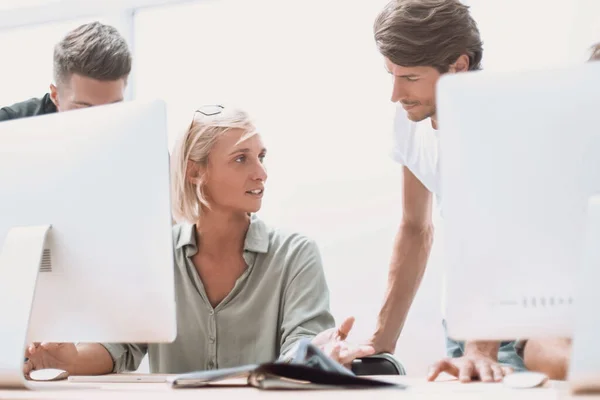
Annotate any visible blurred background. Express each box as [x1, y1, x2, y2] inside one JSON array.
[[1, 0, 598, 375]]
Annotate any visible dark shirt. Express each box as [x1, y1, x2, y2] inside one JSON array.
[[0, 93, 57, 122]]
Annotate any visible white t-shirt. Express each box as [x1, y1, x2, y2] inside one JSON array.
[[390, 105, 441, 208]]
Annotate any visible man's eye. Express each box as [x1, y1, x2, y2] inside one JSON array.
[[235, 155, 245, 163]]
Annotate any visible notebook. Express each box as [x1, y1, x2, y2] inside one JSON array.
[[169, 362, 403, 390], [168, 339, 405, 390]]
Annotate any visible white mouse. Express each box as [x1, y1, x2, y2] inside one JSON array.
[[29, 368, 69, 382], [503, 372, 548, 389]]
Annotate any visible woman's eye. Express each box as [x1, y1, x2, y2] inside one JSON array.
[[235, 155, 245, 163], [259, 155, 266, 163]]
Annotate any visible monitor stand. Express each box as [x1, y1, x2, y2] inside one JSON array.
[[0, 225, 51, 389]]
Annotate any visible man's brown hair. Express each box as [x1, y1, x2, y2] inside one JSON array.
[[374, 0, 483, 72], [589, 43, 600, 62], [53, 21, 132, 85]]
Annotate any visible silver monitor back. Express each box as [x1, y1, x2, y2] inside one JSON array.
[[438, 62, 600, 340], [0, 99, 176, 343], [570, 195, 600, 392]]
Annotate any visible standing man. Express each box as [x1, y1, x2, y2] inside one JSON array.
[[0, 21, 131, 121], [366, 0, 523, 382]]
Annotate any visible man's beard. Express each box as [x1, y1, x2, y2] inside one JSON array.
[[406, 105, 436, 122]]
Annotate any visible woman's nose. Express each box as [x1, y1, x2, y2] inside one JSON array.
[[253, 162, 267, 182]]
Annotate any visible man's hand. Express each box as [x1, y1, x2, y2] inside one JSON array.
[[312, 317, 375, 366], [428, 356, 513, 382], [428, 341, 513, 383], [24, 342, 78, 377]]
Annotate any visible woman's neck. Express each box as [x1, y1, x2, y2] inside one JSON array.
[[195, 209, 250, 257]]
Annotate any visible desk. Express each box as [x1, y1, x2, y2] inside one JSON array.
[[0, 375, 597, 399]]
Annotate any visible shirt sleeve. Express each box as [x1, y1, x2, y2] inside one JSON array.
[[514, 339, 527, 358], [0, 107, 14, 122], [390, 106, 416, 165], [278, 237, 335, 358], [391, 106, 441, 194], [100, 343, 149, 372]]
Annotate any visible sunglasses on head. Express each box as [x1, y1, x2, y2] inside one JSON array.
[[194, 105, 224, 116]]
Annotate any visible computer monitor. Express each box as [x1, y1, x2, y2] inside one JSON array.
[[570, 195, 600, 392], [0, 100, 176, 387], [438, 61, 600, 341]]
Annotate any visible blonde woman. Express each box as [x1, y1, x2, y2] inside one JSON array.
[[24, 105, 374, 376]]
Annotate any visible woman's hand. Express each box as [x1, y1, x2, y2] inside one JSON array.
[[312, 317, 376, 367], [24, 342, 79, 377]]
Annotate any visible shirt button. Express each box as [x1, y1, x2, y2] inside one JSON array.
[[209, 309, 214, 316], [207, 361, 215, 369], [209, 336, 215, 343]]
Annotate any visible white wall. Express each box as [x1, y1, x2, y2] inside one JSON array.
[[467, 0, 600, 70], [0, 19, 87, 106]]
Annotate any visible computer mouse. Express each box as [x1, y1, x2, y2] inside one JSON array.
[[503, 372, 548, 389], [29, 368, 69, 382]]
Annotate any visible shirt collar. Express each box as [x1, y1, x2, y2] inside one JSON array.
[[176, 214, 270, 254]]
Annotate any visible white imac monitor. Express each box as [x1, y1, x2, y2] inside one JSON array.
[[570, 195, 600, 392], [0, 100, 176, 387], [438, 61, 600, 341]]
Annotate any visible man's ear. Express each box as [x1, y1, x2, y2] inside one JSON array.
[[449, 54, 470, 73], [49, 84, 60, 109]]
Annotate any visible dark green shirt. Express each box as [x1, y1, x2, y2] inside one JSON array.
[[0, 93, 57, 122]]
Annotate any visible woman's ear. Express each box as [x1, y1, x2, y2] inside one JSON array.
[[186, 161, 204, 185]]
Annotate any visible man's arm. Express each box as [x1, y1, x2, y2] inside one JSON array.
[[523, 338, 571, 380], [369, 166, 434, 353], [373, 167, 509, 382]]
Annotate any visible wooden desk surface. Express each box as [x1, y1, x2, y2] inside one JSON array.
[[1, 374, 597, 399]]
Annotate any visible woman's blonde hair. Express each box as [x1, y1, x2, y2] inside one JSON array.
[[171, 106, 256, 223]]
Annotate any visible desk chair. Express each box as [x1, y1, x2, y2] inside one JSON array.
[[352, 353, 406, 376]]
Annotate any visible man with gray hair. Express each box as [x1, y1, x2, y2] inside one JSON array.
[[0, 21, 131, 121]]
